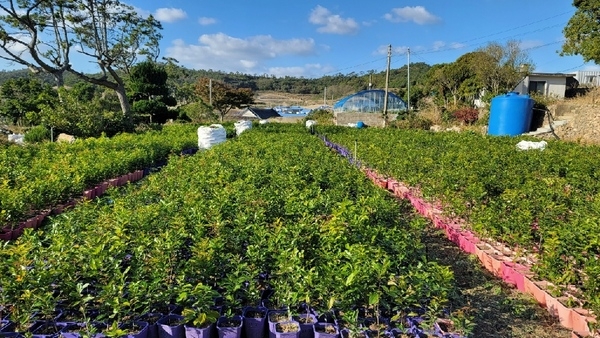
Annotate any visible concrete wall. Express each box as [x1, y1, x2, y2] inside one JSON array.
[[271, 116, 304, 124], [334, 112, 398, 127]]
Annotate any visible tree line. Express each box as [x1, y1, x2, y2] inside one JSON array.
[[0, 0, 598, 136]]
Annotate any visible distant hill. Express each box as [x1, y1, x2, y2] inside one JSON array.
[[0, 62, 432, 101], [0, 68, 82, 87]]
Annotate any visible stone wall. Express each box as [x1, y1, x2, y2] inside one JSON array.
[[549, 103, 600, 144], [334, 112, 398, 127]]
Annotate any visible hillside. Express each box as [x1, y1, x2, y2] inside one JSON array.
[[548, 87, 600, 145]]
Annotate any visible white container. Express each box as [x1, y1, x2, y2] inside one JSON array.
[[198, 124, 227, 149], [234, 120, 253, 136]]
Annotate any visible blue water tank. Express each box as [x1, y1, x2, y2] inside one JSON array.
[[488, 92, 535, 136]]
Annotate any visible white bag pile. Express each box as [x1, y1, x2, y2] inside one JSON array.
[[234, 120, 253, 136], [516, 140, 547, 151], [198, 124, 227, 150], [8, 133, 24, 144]]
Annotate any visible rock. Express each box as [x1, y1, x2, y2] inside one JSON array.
[[57, 133, 76, 143]]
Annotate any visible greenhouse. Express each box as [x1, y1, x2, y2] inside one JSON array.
[[333, 89, 407, 113]]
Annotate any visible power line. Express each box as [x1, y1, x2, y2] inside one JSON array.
[[321, 9, 573, 76], [415, 23, 564, 56], [455, 10, 573, 45], [322, 56, 387, 75], [558, 63, 586, 73]]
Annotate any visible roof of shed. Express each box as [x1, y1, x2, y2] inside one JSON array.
[[244, 107, 281, 119]]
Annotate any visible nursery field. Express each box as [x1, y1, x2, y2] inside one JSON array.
[[0, 123, 577, 338], [322, 126, 600, 328], [0, 124, 199, 234]]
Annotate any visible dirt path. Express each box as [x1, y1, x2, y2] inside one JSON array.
[[421, 225, 572, 338]]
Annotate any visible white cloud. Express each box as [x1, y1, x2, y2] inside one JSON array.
[[373, 45, 410, 56], [309, 6, 359, 35], [166, 33, 316, 75], [362, 20, 377, 27], [268, 64, 336, 78], [154, 8, 187, 23], [198, 17, 217, 26], [432, 41, 445, 51], [428, 41, 464, 51], [450, 42, 466, 49], [133, 6, 151, 18], [384, 6, 441, 25]]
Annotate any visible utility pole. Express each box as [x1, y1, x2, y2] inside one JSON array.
[[383, 44, 391, 125], [407, 48, 410, 112], [324, 87, 327, 105], [209, 79, 213, 106]]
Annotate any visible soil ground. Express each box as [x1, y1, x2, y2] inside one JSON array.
[[421, 224, 572, 337]]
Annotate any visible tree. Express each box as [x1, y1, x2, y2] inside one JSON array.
[[0, 77, 56, 125], [37, 86, 125, 137], [128, 61, 176, 123], [0, 0, 74, 87], [562, 0, 600, 63], [424, 64, 452, 107], [474, 41, 532, 97], [163, 57, 196, 106], [67, 0, 163, 119], [194, 78, 254, 122], [0, 0, 162, 119]]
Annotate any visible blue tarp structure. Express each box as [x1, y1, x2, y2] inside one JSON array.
[[333, 89, 407, 113]]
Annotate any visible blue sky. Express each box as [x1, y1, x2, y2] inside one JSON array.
[[133, 0, 593, 78], [3, 1, 595, 78]]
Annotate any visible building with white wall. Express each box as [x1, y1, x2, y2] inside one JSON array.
[[513, 73, 575, 98], [574, 71, 600, 86]]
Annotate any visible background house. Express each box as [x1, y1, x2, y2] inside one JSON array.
[[574, 71, 600, 87], [513, 72, 576, 98], [238, 107, 280, 120]]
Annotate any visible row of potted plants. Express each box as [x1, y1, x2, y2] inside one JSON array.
[[319, 126, 600, 318], [0, 169, 150, 242], [1, 124, 467, 338], [0, 124, 200, 239]]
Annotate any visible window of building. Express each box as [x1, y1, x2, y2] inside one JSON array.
[[529, 81, 546, 95]]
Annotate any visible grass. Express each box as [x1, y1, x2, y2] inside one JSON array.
[[421, 224, 572, 338], [564, 86, 600, 105]]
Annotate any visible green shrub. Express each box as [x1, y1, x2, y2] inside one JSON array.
[[305, 109, 334, 125], [24, 125, 50, 143], [391, 114, 433, 130]]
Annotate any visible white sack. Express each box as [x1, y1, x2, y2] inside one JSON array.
[[234, 120, 253, 136], [516, 140, 547, 151], [198, 124, 227, 150]]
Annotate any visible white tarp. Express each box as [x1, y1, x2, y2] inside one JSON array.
[[516, 140, 547, 151], [305, 120, 316, 129], [198, 124, 227, 149], [8, 133, 24, 144], [234, 120, 252, 136]]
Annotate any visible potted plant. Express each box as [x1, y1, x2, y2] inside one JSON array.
[[242, 306, 267, 338], [313, 323, 338, 338], [178, 284, 220, 338], [292, 300, 316, 338], [157, 314, 186, 338], [272, 321, 301, 338], [216, 315, 242, 338]]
